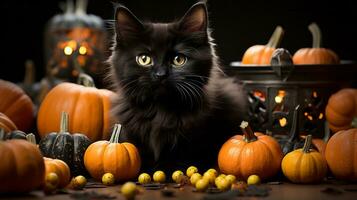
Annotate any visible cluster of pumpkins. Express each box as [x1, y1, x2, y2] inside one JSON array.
[[0, 73, 356, 193], [241, 22, 339, 65]]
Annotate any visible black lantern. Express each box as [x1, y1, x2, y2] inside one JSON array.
[[44, 0, 107, 86], [227, 55, 357, 140]]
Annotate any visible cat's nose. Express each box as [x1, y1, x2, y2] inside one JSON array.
[[153, 68, 168, 81]]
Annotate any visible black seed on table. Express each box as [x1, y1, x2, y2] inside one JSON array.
[[161, 189, 175, 197]]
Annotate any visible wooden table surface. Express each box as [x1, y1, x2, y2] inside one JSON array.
[[1, 180, 357, 200]]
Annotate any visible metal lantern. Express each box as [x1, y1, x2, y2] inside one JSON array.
[[44, 0, 107, 86], [227, 59, 357, 140]]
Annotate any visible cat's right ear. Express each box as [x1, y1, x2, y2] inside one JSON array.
[[115, 5, 144, 41]]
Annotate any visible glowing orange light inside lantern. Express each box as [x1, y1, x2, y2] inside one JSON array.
[[253, 90, 266, 102], [275, 90, 286, 103], [64, 46, 73, 55], [319, 113, 323, 119], [313, 91, 318, 98], [279, 117, 287, 127], [307, 115, 313, 121], [304, 112, 308, 116], [79, 46, 87, 55]]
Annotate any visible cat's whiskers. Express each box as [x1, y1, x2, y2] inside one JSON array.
[[176, 82, 193, 110], [180, 81, 203, 109]]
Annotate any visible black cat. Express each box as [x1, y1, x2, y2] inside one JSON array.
[[108, 2, 247, 172]]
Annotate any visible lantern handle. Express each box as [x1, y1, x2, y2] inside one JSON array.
[[76, 0, 88, 15]]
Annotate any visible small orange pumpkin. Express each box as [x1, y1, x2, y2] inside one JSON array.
[[281, 135, 327, 183], [325, 128, 357, 181], [242, 26, 284, 65], [84, 124, 141, 181], [44, 157, 71, 188], [37, 74, 116, 141], [325, 88, 357, 133], [0, 136, 45, 193], [0, 79, 34, 132], [0, 112, 17, 133], [293, 23, 339, 64], [218, 121, 283, 181]]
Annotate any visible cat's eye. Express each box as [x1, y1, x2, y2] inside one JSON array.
[[136, 54, 153, 67], [172, 54, 187, 67]]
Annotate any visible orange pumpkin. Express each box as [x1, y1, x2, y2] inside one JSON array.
[[44, 157, 71, 188], [0, 112, 17, 133], [325, 128, 357, 181], [282, 135, 327, 183], [37, 74, 116, 141], [0, 137, 45, 193], [242, 26, 284, 65], [293, 23, 339, 64], [84, 124, 141, 181], [325, 88, 357, 133], [0, 79, 34, 132], [218, 121, 283, 180]]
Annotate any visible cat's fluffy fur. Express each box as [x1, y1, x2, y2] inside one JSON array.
[[108, 2, 247, 171]]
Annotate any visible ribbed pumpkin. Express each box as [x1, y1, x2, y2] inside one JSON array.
[[242, 26, 284, 65], [218, 121, 283, 180], [37, 74, 115, 141], [325, 88, 357, 133], [39, 112, 91, 176], [84, 124, 141, 181], [44, 157, 71, 188], [0, 79, 34, 132], [325, 128, 357, 181], [282, 135, 327, 183], [0, 135, 45, 193], [293, 23, 339, 64], [0, 112, 17, 133]]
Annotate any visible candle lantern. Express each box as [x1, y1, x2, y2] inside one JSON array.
[[44, 0, 108, 86]]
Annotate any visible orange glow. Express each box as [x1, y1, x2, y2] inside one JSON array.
[[275, 90, 286, 104], [279, 117, 287, 127]]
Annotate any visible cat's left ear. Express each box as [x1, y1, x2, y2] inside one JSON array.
[[178, 2, 208, 33]]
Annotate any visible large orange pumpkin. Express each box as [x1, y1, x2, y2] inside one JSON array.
[[325, 128, 357, 181], [84, 124, 141, 181], [0, 112, 17, 133], [37, 74, 115, 141], [218, 121, 283, 180], [0, 79, 34, 132], [281, 135, 327, 183], [242, 26, 284, 65], [293, 23, 339, 64], [0, 137, 45, 193], [325, 88, 357, 133]]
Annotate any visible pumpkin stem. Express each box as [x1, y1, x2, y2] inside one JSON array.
[[77, 73, 95, 87], [240, 121, 257, 142], [26, 133, 37, 145], [302, 134, 313, 153], [109, 124, 122, 143], [24, 60, 35, 86], [309, 22, 322, 48], [288, 105, 301, 142], [59, 112, 70, 133], [266, 26, 284, 48]]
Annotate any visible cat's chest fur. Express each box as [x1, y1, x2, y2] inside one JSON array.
[[115, 73, 246, 170]]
